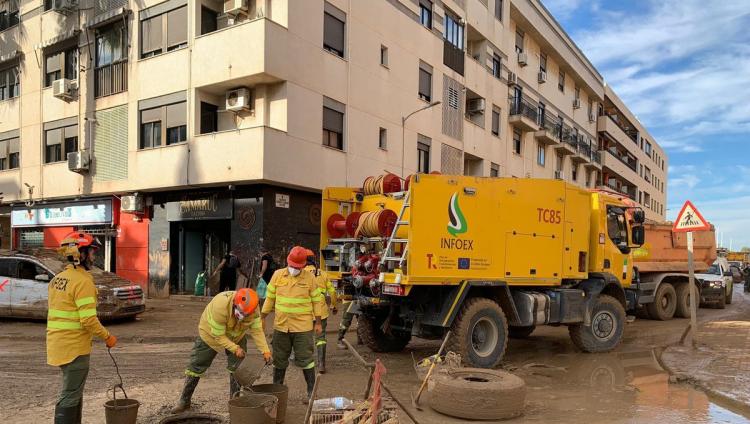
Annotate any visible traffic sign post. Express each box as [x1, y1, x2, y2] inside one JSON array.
[[673, 200, 711, 348]]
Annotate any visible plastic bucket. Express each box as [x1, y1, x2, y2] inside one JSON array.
[[228, 393, 277, 424], [248, 384, 288, 423], [104, 385, 140, 424]]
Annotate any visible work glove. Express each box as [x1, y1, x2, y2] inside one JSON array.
[[235, 347, 246, 358], [105, 335, 117, 348], [263, 351, 272, 364]]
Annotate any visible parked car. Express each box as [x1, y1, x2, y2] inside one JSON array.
[[0, 249, 145, 320], [695, 258, 734, 308], [729, 264, 744, 285]]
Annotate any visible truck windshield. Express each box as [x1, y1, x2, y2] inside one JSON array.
[[707, 264, 721, 275], [606, 206, 628, 251]]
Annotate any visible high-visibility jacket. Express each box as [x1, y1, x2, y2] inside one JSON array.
[[261, 268, 325, 332], [304, 265, 337, 320], [47, 265, 110, 367], [199, 291, 269, 355]]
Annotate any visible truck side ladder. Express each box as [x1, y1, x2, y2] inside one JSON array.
[[382, 189, 410, 268]]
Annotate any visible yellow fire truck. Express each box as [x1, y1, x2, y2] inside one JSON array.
[[321, 174, 644, 368]]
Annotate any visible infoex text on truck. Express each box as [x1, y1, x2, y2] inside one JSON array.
[[321, 174, 646, 368]]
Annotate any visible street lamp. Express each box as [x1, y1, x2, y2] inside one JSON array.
[[401, 101, 442, 177]]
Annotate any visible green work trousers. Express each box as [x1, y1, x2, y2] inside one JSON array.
[[57, 355, 90, 408], [315, 318, 328, 348], [185, 336, 247, 377], [272, 330, 314, 370]]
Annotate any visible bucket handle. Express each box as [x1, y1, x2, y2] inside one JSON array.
[[109, 383, 129, 402]]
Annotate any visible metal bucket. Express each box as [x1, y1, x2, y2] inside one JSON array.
[[248, 384, 288, 423], [104, 386, 139, 424], [159, 412, 225, 423], [228, 392, 277, 424]]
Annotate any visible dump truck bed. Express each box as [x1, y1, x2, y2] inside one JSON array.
[[633, 222, 716, 273]]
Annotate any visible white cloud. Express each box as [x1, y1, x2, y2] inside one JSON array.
[[542, 0, 586, 20]]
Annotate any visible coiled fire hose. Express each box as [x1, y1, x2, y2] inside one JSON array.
[[363, 173, 402, 195], [354, 210, 397, 238]]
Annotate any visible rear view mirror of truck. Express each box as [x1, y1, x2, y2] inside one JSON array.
[[632, 209, 646, 224], [632, 225, 645, 246]]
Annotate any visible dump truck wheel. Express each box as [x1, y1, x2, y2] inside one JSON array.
[[568, 295, 625, 353], [447, 298, 508, 368], [509, 325, 535, 339], [357, 314, 411, 353], [675, 283, 698, 318], [646, 283, 677, 320], [429, 368, 525, 420]]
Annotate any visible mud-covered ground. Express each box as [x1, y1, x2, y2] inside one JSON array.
[[2, 292, 750, 423]]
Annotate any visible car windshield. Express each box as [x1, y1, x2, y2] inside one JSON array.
[[707, 264, 721, 275]]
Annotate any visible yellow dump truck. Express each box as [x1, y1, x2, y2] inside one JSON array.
[[321, 174, 645, 368]]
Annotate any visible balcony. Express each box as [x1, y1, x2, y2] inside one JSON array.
[[95, 60, 128, 98], [509, 96, 538, 132], [571, 139, 591, 164], [553, 124, 577, 155], [585, 149, 602, 170], [443, 40, 465, 76], [534, 114, 561, 145], [600, 149, 640, 184], [597, 115, 638, 145]]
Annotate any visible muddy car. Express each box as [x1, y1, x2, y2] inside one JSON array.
[[0, 249, 145, 320], [696, 258, 734, 308]]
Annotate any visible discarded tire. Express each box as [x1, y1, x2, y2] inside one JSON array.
[[646, 283, 676, 320], [429, 368, 525, 420]]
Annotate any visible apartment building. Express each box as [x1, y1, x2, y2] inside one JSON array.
[[0, 0, 666, 296]]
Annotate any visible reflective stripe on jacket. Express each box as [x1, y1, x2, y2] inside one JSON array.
[[198, 291, 269, 355], [304, 265, 337, 320], [46, 264, 110, 367], [261, 268, 325, 332]]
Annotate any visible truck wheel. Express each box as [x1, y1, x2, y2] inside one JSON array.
[[428, 368, 525, 420], [509, 325, 535, 339], [675, 283, 699, 318], [569, 295, 625, 353], [726, 284, 733, 304], [447, 298, 508, 368], [357, 314, 411, 352], [646, 283, 677, 320]]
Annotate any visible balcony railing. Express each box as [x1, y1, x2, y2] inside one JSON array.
[[95, 60, 128, 98], [591, 150, 601, 164], [510, 95, 538, 123], [561, 124, 577, 148], [443, 40, 464, 76], [606, 114, 638, 143], [578, 140, 592, 157], [604, 147, 638, 172], [540, 113, 562, 138]]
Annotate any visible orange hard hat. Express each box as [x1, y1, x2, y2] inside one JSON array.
[[287, 246, 308, 268], [233, 288, 259, 315], [305, 248, 315, 258]]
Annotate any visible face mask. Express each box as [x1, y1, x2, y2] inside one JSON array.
[[233, 307, 246, 321], [288, 267, 301, 277], [360, 246, 367, 254]]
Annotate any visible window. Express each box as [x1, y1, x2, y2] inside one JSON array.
[[200, 102, 218, 134], [572, 163, 578, 181], [606, 206, 629, 252], [513, 129, 521, 155], [585, 170, 591, 187], [420, 0, 432, 29], [380, 45, 388, 67], [490, 162, 499, 177], [323, 3, 345, 58], [537, 102, 545, 126], [0, 0, 19, 31], [491, 54, 501, 79], [0, 136, 18, 170], [494, 0, 502, 20], [379, 127, 387, 150], [491, 107, 500, 136], [44, 124, 78, 164], [448, 86, 459, 110], [0, 64, 19, 100], [558, 71, 565, 92], [417, 139, 430, 173], [537, 143, 545, 166], [418, 62, 432, 102], [139, 101, 187, 149], [141, 6, 187, 58], [515, 29, 524, 54], [44, 46, 78, 87], [540, 52, 547, 73], [444, 12, 463, 49], [323, 102, 344, 150], [96, 22, 127, 68], [574, 86, 580, 101], [588, 100, 593, 120], [645, 141, 652, 156], [200, 6, 218, 35]]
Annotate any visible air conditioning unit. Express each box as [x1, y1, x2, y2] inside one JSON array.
[[121, 194, 145, 213], [225, 88, 251, 112], [537, 71, 547, 83], [67, 151, 89, 173], [507, 72, 518, 86], [52, 79, 77, 100], [554, 170, 564, 180], [51, 0, 78, 13], [588, 113, 595, 123], [517, 52, 528, 66], [573, 99, 581, 109], [223, 0, 248, 15], [467, 98, 486, 115]]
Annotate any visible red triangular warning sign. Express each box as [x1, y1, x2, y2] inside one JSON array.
[[672, 200, 711, 233]]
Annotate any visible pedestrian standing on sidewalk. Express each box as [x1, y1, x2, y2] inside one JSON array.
[[257, 250, 276, 306], [212, 250, 247, 292], [48, 232, 117, 424], [172, 289, 271, 413], [304, 249, 337, 373], [743, 266, 750, 293], [261, 246, 326, 404]]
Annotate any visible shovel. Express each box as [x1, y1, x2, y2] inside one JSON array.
[[411, 330, 451, 410]]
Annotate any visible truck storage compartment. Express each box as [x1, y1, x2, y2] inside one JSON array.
[[548, 289, 586, 324]]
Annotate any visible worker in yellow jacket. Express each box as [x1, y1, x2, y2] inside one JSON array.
[[304, 249, 337, 373], [172, 288, 271, 413], [48, 232, 117, 424], [262, 246, 325, 404]]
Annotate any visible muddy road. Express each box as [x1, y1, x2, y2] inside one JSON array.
[[2, 292, 750, 423]]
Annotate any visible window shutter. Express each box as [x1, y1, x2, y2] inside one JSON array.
[[0, 140, 7, 159], [141, 16, 163, 54], [46, 128, 62, 146], [492, 110, 499, 134], [167, 7, 187, 47], [141, 107, 162, 123], [64, 125, 78, 139], [166, 102, 186, 128], [46, 51, 63, 74], [324, 13, 344, 54], [8, 137, 18, 154], [419, 68, 431, 97], [323, 107, 343, 133]]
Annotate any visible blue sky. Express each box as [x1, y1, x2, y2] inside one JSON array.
[[543, 0, 750, 250]]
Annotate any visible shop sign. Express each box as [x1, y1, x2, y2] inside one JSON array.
[[275, 193, 290, 209], [11, 200, 112, 227], [167, 193, 233, 221]]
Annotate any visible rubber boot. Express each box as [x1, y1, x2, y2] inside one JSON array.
[[53, 405, 78, 424], [229, 374, 241, 398], [336, 330, 347, 349], [302, 368, 317, 405], [317, 345, 327, 374], [75, 398, 83, 424], [273, 367, 287, 385], [171, 376, 200, 414]]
